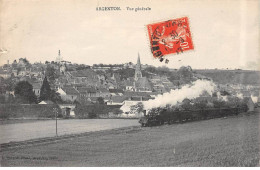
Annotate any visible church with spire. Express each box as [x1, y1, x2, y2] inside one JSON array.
[[56, 50, 66, 74], [126, 53, 152, 92], [134, 53, 142, 81]]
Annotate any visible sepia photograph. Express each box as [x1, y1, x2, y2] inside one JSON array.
[[0, 0, 260, 167]]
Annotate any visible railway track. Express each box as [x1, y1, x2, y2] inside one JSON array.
[[0, 126, 141, 152]]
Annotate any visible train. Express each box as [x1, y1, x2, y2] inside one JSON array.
[[139, 106, 248, 127]]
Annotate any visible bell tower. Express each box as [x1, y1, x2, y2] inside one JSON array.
[[56, 50, 62, 63], [135, 53, 142, 81]]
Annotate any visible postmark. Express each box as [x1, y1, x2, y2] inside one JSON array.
[[147, 17, 194, 62]]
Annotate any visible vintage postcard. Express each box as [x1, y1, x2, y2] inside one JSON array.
[[0, 0, 260, 167]]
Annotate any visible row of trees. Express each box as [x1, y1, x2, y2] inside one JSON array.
[[12, 77, 61, 104]]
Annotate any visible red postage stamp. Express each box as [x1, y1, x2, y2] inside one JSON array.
[[147, 17, 194, 60]]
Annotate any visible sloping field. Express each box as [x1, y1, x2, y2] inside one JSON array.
[[1, 110, 260, 166]]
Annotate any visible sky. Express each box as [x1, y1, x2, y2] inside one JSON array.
[[0, 0, 259, 70]]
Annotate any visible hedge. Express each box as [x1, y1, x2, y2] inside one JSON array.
[[0, 104, 62, 119], [74, 104, 121, 119]]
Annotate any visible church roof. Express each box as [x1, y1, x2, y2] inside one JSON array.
[[62, 86, 79, 95], [135, 77, 152, 90]]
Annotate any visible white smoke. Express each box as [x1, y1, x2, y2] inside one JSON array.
[[217, 92, 228, 102], [236, 93, 244, 99], [251, 95, 258, 103], [144, 80, 216, 110]]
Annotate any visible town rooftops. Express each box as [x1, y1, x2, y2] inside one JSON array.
[[109, 89, 124, 93], [62, 86, 79, 95], [70, 69, 97, 78], [110, 96, 127, 103], [77, 87, 97, 93], [124, 91, 153, 97], [128, 96, 151, 101], [98, 88, 109, 93]]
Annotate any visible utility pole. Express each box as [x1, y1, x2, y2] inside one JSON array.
[[53, 108, 58, 137]]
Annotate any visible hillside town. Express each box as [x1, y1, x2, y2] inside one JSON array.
[[0, 51, 260, 118]]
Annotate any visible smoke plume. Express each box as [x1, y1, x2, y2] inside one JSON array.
[[217, 92, 228, 101], [236, 93, 244, 99], [251, 95, 258, 103], [144, 80, 216, 110]]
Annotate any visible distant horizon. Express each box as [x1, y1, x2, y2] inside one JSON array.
[[1, 55, 259, 71]]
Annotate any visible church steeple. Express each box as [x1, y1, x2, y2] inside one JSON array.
[[56, 50, 62, 63], [135, 53, 142, 81]]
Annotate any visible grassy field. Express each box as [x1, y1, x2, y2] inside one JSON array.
[[0, 119, 50, 125], [1, 109, 260, 166], [0, 119, 139, 144]]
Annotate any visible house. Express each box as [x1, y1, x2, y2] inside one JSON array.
[[57, 86, 79, 102], [107, 96, 127, 106], [0, 69, 11, 79], [85, 88, 98, 97], [86, 97, 100, 104], [125, 78, 135, 91], [109, 89, 124, 96], [58, 104, 76, 117], [78, 87, 101, 98], [39, 100, 54, 104], [124, 91, 154, 98], [98, 88, 110, 98], [120, 97, 149, 118]]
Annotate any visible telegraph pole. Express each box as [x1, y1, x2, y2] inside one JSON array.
[[53, 108, 58, 137], [56, 109, 58, 136]]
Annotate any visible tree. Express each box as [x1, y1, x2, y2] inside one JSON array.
[[130, 102, 144, 114], [113, 108, 123, 115], [181, 101, 193, 110], [14, 81, 37, 104], [178, 66, 193, 80], [40, 77, 62, 103], [50, 90, 62, 103], [39, 76, 52, 101], [46, 65, 58, 84], [193, 100, 208, 110]]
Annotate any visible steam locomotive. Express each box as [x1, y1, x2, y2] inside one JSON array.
[[139, 106, 248, 127]]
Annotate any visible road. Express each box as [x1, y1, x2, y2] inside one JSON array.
[[0, 119, 139, 144]]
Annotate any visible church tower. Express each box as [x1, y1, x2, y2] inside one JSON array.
[[56, 50, 62, 63], [135, 53, 142, 81]]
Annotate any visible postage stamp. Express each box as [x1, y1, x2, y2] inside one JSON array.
[[147, 17, 194, 60]]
